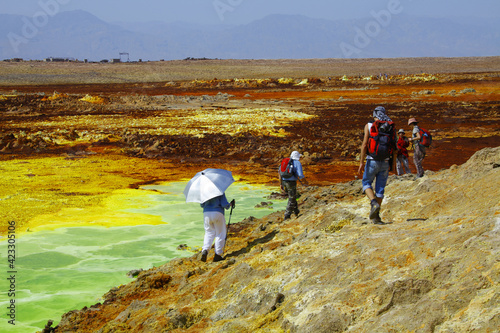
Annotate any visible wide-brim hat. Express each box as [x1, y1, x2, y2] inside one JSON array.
[[408, 118, 418, 125], [398, 129, 405, 134]]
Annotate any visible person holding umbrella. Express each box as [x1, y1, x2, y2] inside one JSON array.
[[200, 193, 235, 262], [184, 168, 236, 263]]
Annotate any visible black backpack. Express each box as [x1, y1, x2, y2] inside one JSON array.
[[367, 120, 396, 160], [279, 158, 294, 178]]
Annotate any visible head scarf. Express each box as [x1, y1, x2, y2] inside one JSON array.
[[290, 151, 301, 160], [373, 106, 392, 122]]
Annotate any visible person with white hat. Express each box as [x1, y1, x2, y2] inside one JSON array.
[[396, 129, 411, 175], [408, 118, 425, 178], [279, 150, 308, 220]]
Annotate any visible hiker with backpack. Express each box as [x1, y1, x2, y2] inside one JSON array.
[[357, 106, 397, 224], [396, 129, 411, 175], [408, 118, 431, 179], [279, 150, 309, 221]]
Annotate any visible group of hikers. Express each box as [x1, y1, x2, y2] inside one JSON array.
[[199, 106, 430, 262]]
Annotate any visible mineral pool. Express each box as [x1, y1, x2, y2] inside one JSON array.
[[0, 181, 286, 333]]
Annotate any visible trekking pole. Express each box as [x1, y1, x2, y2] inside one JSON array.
[[298, 177, 309, 187], [223, 204, 234, 254]]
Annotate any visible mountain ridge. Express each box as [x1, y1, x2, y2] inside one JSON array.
[[1, 10, 499, 61]]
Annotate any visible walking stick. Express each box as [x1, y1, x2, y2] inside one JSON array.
[[223, 204, 234, 254]]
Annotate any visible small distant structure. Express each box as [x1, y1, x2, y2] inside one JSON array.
[[119, 52, 129, 62], [44, 57, 74, 62], [184, 57, 217, 61], [110, 59, 121, 63]]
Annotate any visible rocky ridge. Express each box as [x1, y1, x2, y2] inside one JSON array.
[[48, 147, 500, 333]]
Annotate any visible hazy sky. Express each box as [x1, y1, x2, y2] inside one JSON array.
[[2, 0, 499, 24]]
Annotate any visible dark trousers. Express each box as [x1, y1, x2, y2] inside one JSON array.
[[283, 180, 298, 218]]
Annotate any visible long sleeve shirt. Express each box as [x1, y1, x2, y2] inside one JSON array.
[[397, 137, 410, 158], [200, 194, 230, 215], [280, 159, 305, 181]]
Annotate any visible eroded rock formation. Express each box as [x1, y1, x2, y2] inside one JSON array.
[[49, 147, 500, 332]]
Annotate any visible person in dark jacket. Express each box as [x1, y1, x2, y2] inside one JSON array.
[[279, 151, 308, 220]]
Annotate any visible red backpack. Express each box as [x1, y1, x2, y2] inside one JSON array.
[[418, 128, 432, 147], [279, 158, 294, 178], [367, 120, 396, 160]]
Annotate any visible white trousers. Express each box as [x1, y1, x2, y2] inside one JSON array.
[[203, 211, 227, 255]]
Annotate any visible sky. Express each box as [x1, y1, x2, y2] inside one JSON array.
[[2, 0, 499, 25]]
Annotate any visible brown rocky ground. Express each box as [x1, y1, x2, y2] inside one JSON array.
[[1, 58, 499, 189], [49, 147, 500, 333]]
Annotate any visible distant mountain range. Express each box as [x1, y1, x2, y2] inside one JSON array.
[[0, 10, 499, 61]]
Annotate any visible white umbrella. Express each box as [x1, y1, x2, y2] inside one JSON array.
[[183, 168, 234, 203]]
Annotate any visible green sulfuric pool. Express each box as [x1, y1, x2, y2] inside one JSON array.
[[0, 182, 286, 333]]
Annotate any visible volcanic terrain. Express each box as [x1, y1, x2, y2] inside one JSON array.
[[0, 57, 499, 332]]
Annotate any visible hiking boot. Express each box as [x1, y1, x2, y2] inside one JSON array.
[[371, 216, 385, 225], [213, 254, 224, 262], [369, 200, 380, 220], [294, 209, 300, 217], [200, 250, 208, 262], [284, 214, 291, 221]]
